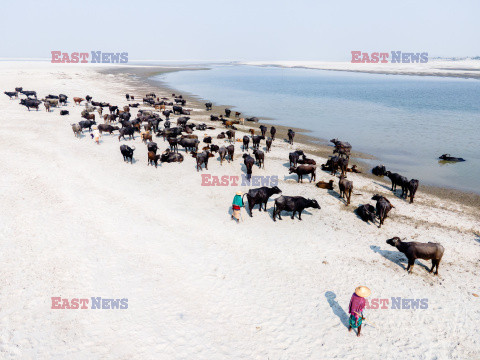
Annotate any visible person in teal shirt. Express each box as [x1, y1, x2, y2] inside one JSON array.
[[231, 191, 244, 223]]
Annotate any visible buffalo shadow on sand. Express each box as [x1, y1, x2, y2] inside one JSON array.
[[325, 291, 349, 328], [370, 245, 430, 272]]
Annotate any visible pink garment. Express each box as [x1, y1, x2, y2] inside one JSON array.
[[348, 293, 366, 320]]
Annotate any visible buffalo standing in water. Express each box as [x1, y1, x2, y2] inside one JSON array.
[[438, 154, 465, 162]]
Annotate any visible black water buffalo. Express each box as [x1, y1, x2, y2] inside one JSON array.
[[60, 110, 69, 115], [242, 136, 250, 151], [21, 90, 37, 98], [178, 137, 199, 152], [225, 130, 235, 143], [156, 127, 182, 141], [289, 150, 304, 167], [386, 171, 408, 197], [98, 124, 119, 134], [167, 137, 178, 152], [218, 146, 227, 165], [147, 141, 158, 153], [266, 137, 272, 152], [298, 155, 316, 165], [4, 91, 17, 99], [253, 149, 265, 168], [355, 204, 376, 223], [59, 94, 68, 105], [210, 114, 220, 121], [252, 135, 264, 150], [20, 99, 41, 111], [85, 95, 92, 102], [338, 174, 353, 206], [175, 98, 186, 105], [173, 105, 183, 115], [259, 125, 267, 137], [372, 194, 394, 228], [225, 108, 231, 117], [118, 126, 135, 141], [120, 145, 135, 163], [109, 105, 118, 114], [287, 129, 295, 145], [243, 154, 255, 179], [15, 87, 22, 92], [205, 102, 212, 111], [163, 110, 173, 119], [270, 126, 276, 141], [386, 237, 445, 275], [78, 120, 96, 132], [438, 154, 465, 162], [227, 144, 235, 162], [326, 156, 348, 177], [192, 151, 214, 171], [161, 149, 184, 163], [243, 186, 282, 216], [289, 165, 316, 183], [273, 196, 320, 221], [246, 117, 258, 122], [177, 116, 190, 127], [209, 144, 219, 153], [372, 165, 387, 176], [406, 179, 419, 203]]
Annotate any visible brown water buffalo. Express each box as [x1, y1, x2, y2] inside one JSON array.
[[289, 165, 316, 183], [316, 180, 334, 189], [338, 175, 353, 206]]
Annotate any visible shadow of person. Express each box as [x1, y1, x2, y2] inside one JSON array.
[[325, 291, 349, 328]]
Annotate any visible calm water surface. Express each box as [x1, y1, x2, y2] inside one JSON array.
[[155, 65, 480, 193]]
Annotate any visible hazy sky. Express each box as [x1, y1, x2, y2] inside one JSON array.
[[1, 0, 478, 61]]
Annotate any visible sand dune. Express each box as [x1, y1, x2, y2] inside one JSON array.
[[0, 61, 479, 359]]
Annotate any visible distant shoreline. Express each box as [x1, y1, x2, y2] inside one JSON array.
[[240, 60, 480, 80]]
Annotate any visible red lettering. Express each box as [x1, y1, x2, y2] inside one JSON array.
[[351, 51, 361, 63], [379, 53, 389, 63], [51, 297, 62, 309], [51, 51, 61, 63]]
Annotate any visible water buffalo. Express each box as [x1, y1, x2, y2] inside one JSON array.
[[148, 151, 161, 167], [372, 165, 387, 176], [60, 110, 69, 116], [78, 120, 96, 132], [71, 124, 82, 137], [118, 126, 135, 141], [438, 154, 465, 162], [161, 149, 184, 163], [372, 194, 394, 228], [242, 136, 250, 151], [20, 99, 41, 111], [406, 179, 419, 203], [252, 135, 264, 150], [120, 145, 135, 163], [386, 237, 444, 275], [298, 155, 316, 165], [147, 141, 158, 153], [4, 91, 17, 99], [266, 137, 272, 152], [173, 105, 183, 115], [192, 151, 214, 171], [21, 90, 37, 98], [386, 171, 408, 197], [289, 150, 304, 167], [289, 165, 316, 183], [73, 97, 84, 105], [226, 130, 235, 143], [287, 129, 295, 145], [243, 153, 255, 179], [225, 109, 231, 117], [227, 145, 235, 162], [338, 175, 353, 206], [273, 196, 320, 221], [163, 110, 173, 119], [178, 137, 199, 152], [218, 146, 227, 165], [270, 126, 276, 141], [253, 149, 265, 168], [98, 124, 119, 134], [355, 204, 376, 223], [205, 102, 212, 111], [259, 125, 267, 137], [167, 137, 178, 152], [316, 180, 334, 189], [243, 186, 282, 216]]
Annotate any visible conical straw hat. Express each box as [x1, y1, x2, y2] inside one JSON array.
[[236, 191, 242, 196], [355, 286, 371, 298]]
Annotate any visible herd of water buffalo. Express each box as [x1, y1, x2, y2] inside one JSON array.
[[5, 86, 449, 275]]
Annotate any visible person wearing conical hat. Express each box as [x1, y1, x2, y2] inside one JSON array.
[[348, 286, 371, 337], [92, 125, 101, 144], [231, 191, 244, 223]]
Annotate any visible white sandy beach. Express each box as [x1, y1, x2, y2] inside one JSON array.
[[0, 61, 479, 359], [242, 60, 480, 78]]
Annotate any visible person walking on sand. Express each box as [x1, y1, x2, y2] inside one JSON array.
[[91, 126, 101, 145], [348, 286, 371, 337], [231, 191, 244, 223]]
